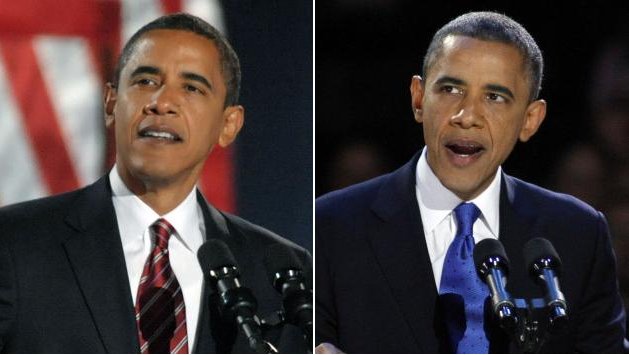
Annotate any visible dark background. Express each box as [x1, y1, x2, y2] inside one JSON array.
[[316, 1, 629, 196], [223, 1, 312, 251]]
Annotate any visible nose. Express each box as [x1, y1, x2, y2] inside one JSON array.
[[450, 97, 483, 129], [143, 85, 179, 116]]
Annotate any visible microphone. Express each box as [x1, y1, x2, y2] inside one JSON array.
[[523, 238, 568, 329], [473, 238, 518, 330], [263, 244, 313, 350], [197, 239, 278, 354]]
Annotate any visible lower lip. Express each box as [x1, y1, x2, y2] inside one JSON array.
[[445, 147, 483, 168]]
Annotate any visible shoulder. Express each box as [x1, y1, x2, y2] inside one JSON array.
[[504, 174, 609, 263], [0, 188, 85, 242], [0, 177, 110, 247], [0, 189, 82, 219], [314, 172, 407, 260], [316, 153, 419, 222], [505, 174, 601, 220], [220, 211, 311, 260], [316, 173, 392, 220]]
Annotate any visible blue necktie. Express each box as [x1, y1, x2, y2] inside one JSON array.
[[439, 202, 489, 353]]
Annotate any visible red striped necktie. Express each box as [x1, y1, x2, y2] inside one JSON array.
[[135, 218, 189, 354]]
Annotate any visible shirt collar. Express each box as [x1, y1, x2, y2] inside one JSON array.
[[109, 165, 202, 251], [415, 146, 501, 236]]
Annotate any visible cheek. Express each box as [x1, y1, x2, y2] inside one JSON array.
[[487, 120, 521, 157], [188, 114, 224, 150], [114, 95, 141, 124], [421, 107, 448, 140], [423, 121, 439, 144]]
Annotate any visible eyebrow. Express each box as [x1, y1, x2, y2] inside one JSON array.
[[181, 71, 213, 91], [434, 75, 465, 87], [434, 75, 515, 100], [129, 65, 161, 78], [129, 66, 213, 91]]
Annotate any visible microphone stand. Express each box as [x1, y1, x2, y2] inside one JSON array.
[[503, 297, 568, 353], [260, 310, 312, 353], [210, 267, 279, 354]]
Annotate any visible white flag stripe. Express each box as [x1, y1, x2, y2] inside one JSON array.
[[0, 57, 48, 204], [121, 0, 163, 44], [183, 0, 226, 33], [34, 36, 105, 187]]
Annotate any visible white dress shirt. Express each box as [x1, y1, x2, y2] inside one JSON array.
[[109, 166, 205, 353], [415, 147, 502, 290]]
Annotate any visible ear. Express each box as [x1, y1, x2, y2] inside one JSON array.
[[410, 75, 424, 123], [218, 105, 245, 148], [518, 99, 547, 142], [104, 82, 117, 128]]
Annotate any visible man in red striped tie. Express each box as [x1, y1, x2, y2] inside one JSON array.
[[0, 13, 311, 353]]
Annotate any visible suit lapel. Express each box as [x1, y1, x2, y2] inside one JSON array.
[[194, 191, 244, 354], [367, 153, 441, 353], [489, 174, 543, 352], [499, 174, 541, 298], [63, 177, 139, 354]]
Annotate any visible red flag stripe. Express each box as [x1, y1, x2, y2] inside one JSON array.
[[0, 60, 48, 204], [0, 0, 120, 38], [200, 147, 235, 213], [0, 38, 80, 194], [161, 0, 182, 14]]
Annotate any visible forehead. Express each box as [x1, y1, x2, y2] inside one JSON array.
[[121, 29, 222, 79], [428, 35, 528, 87]]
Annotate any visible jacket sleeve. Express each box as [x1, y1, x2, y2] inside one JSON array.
[[573, 211, 626, 353]]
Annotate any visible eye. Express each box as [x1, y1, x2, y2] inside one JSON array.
[[184, 84, 204, 95], [486, 92, 507, 103], [134, 77, 158, 87], [440, 85, 463, 95]]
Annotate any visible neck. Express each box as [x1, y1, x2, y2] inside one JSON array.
[[116, 166, 199, 216]]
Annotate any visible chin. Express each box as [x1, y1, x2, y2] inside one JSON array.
[[126, 157, 177, 182]]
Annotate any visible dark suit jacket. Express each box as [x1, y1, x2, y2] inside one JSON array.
[[316, 152, 626, 353], [0, 176, 311, 353]]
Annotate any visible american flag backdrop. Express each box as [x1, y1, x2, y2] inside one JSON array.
[[0, 0, 236, 212]]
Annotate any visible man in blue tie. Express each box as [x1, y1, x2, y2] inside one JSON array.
[[315, 11, 626, 353], [0, 13, 311, 353]]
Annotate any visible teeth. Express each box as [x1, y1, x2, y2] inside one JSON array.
[[142, 130, 177, 140]]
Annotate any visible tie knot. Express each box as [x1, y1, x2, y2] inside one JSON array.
[[151, 218, 175, 250], [454, 202, 480, 238]]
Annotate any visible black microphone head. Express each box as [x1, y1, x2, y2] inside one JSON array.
[[264, 243, 304, 288], [473, 238, 510, 272], [523, 237, 562, 273], [197, 239, 239, 276]]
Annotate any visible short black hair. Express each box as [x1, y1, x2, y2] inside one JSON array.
[[113, 12, 241, 107], [423, 11, 543, 101]]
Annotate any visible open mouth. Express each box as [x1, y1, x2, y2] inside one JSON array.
[[138, 127, 183, 142], [445, 141, 484, 156], [444, 140, 485, 167]]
